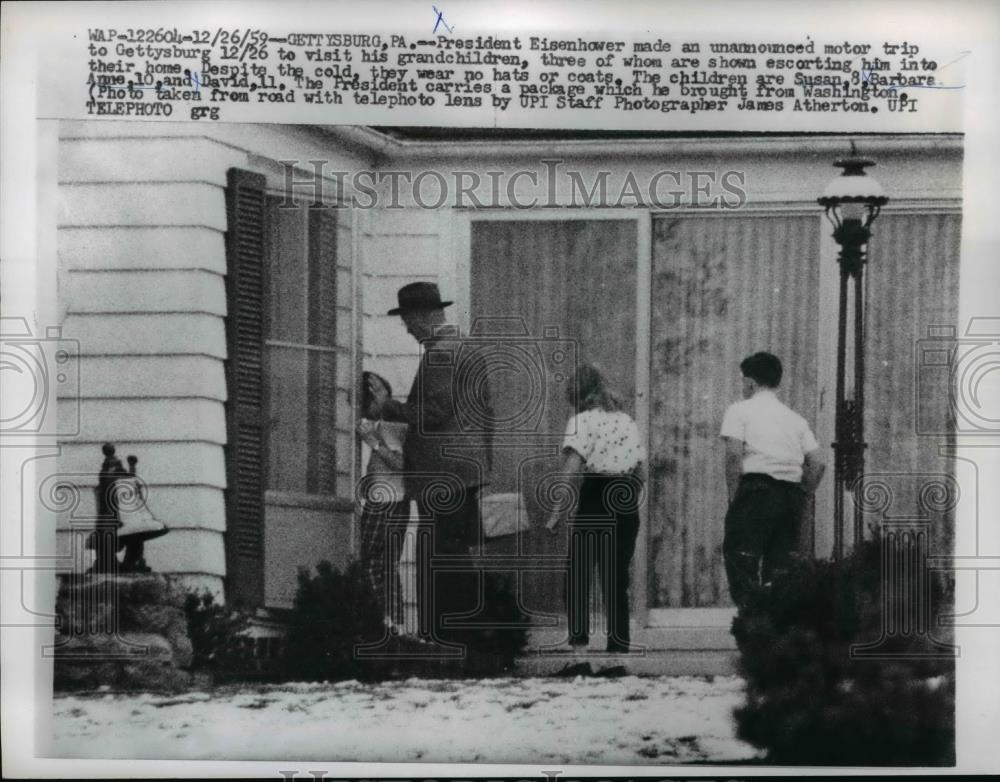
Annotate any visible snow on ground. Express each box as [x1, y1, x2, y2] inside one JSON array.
[[52, 675, 763, 764]]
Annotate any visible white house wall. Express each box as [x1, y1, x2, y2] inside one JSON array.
[[55, 121, 373, 599], [53, 125, 963, 602], [359, 208, 448, 397]]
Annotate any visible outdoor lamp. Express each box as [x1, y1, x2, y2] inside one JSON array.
[[818, 157, 889, 276], [818, 153, 889, 559]]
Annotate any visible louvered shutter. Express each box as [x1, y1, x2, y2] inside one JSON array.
[[306, 207, 338, 493], [224, 168, 267, 608]]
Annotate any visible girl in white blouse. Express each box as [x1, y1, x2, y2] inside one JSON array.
[[546, 363, 647, 653]]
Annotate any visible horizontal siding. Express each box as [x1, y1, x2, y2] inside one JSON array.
[[363, 235, 442, 276], [358, 208, 437, 426], [54, 126, 371, 598], [361, 270, 427, 400], [362, 314, 421, 357], [59, 183, 226, 230], [363, 274, 437, 316], [59, 137, 246, 186], [367, 209, 439, 234], [55, 528, 226, 576], [146, 529, 225, 574], [57, 133, 236, 585], [53, 485, 226, 533], [59, 226, 226, 273], [60, 399, 226, 444], [65, 269, 226, 315], [62, 313, 226, 358], [62, 356, 226, 400], [58, 442, 226, 489]]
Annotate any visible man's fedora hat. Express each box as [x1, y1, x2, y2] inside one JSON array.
[[387, 281, 453, 315]]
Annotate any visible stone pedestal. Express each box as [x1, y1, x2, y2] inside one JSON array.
[[53, 574, 194, 692]]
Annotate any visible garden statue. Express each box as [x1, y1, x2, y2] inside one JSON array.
[[88, 443, 168, 574]]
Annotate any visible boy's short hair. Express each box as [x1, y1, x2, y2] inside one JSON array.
[[740, 352, 783, 388]]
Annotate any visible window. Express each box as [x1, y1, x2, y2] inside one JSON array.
[[263, 194, 338, 494], [224, 167, 351, 607]]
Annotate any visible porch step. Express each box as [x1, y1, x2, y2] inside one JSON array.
[[513, 649, 740, 677], [525, 625, 738, 651], [516, 623, 741, 676]]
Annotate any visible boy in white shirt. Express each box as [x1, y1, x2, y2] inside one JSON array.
[[720, 352, 826, 607]]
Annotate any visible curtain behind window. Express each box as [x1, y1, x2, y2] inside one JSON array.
[[649, 213, 821, 607]]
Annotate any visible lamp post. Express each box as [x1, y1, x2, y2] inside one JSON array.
[[818, 154, 888, 560]]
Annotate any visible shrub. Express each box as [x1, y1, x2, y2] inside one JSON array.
[[183, 591, 258, 681], [280, 560, 529, 681], [731, 538, 955, 766], [459, 572, 530, 675], [280, 559, 385, 682]]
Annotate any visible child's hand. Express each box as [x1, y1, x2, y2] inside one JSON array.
[[367, 374, 390, 413], [356, 419, 380, 448], [545, 514, 561, 534]]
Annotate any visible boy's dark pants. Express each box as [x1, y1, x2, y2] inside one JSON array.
[[723, 473, 805, 608]]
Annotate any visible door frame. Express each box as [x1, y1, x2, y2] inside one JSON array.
[[444, 180, 963, 629], [452, 205, 844, 631], [452, 208, 653, 627], [643, 206, 828, 629]]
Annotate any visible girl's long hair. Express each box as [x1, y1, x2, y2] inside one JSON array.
[[362, 371, 393, 412], [573, 363, 624, 413]]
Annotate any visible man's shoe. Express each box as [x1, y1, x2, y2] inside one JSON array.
[[595, 665, 628, 678]]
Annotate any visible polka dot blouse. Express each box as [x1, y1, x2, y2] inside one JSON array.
[[562, 409, 646, 474]]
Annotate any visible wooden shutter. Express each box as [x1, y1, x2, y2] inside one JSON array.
[[306, 207, 338, 493], [224, 168, 267, 608]]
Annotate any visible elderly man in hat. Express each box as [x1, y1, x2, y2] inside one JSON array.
[[367, 281, 493, 645]]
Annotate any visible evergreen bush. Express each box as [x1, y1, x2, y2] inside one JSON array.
[[731, 539, 955, 766], [459, 572, 530, 675], [280, 560, 529, 681], [183, 591, 257, 681], [280, 559, 385, 682]]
